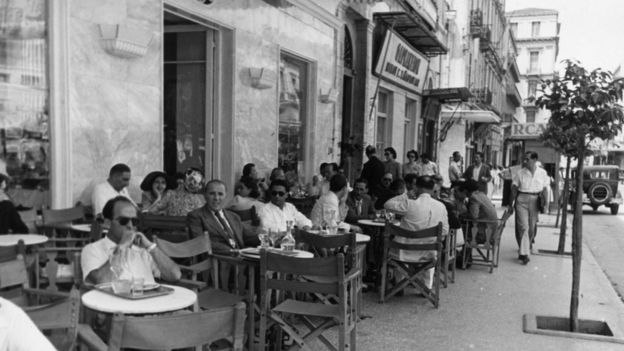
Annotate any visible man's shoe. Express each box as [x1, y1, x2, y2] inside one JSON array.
[[519, 255, 530, 265]]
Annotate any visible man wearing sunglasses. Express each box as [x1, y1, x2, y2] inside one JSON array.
[[81, 196, 181, 285], [258, 179, 312, 233]]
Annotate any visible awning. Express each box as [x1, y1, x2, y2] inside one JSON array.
[[440, 102, 501, 123], [374, 12, 448, 57], [424, 87, 472, 102]]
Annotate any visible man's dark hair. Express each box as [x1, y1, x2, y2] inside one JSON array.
[[330, 163, 339, 173], [421, 153, 430, 160], [526, 151, 538, 160], [384, 147, 397, 159], [404, 173, 419, 186], [242, 163, 255, 178], [269, 179, 290, 192], [102, 196, 134, 220], [205, 179, 227, 192], [455, 179, 479, 193], [319, 162, 328, 174], [452, 151, 461, 157], [475, 152, 484, 158], [365, 145, 376, 156], [416, 175, 435, 190], [329, 174, 348, 193], [109, 163, 130, 177], [354, 178, 368, 187]]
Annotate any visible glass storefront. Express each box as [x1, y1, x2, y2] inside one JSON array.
[[0, 0, 49, 209]]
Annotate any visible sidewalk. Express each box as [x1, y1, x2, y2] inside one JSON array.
[[354, 207, 624, 351]]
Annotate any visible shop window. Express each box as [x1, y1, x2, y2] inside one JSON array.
[[403, 98, 417, 155], [376, 91, 390, 151], [0, 0, 50, 209], [279, 53, 309, 183]]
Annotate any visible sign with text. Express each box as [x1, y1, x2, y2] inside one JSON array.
[[510, 123, 547, 139], [374, 31, 429, 94]]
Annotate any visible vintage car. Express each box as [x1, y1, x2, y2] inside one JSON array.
[[569, 165, 623, 215]]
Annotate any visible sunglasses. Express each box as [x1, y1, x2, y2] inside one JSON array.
[[115, 216, 139, 226], [382, 178, 392, 182], [271, 191, 287, 197]]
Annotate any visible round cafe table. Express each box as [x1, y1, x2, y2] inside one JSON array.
[[0, 234, 48, 247], [82, 285, 197, 315]]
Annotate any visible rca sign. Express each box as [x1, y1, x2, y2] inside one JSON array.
[[510, 123, 547, 139]]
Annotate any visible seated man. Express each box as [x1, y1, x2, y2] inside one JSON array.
[[454, 179, 498, 244], [384, 176, 449, 289], [258, 179, 312, 233], [310, 174, 351, 232], [374, 173, 395, 210], [91, 163, 137, 218], [187, 179, 259, 255], [345, 178, 375, 224], [81, 196, 181, 285]]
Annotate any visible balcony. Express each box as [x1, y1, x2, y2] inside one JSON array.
[[506, 80, 522, 106], [471, 87, 493, 105]]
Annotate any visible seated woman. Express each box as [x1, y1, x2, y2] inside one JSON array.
[[140, 171, 175, 214], [227, 178, 265, 212], [240, 163, 268, 197], [159, 168, 206, 216], [0, 174, 28, 234]]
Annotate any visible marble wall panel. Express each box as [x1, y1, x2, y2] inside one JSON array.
[[69, 0, 162, 205]]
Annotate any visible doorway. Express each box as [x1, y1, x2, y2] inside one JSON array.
[[163, 12, 217, 179]]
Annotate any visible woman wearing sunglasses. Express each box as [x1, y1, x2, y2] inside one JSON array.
[[158, 167, 206, 216]]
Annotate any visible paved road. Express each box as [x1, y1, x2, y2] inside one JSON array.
[[581, 207, 624, 301]]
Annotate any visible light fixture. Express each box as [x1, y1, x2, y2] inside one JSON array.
[[98, 24, 153, 59], [249, 68, 273, 89], [319, 87, 339, 104], [445, 10, 457, 21]]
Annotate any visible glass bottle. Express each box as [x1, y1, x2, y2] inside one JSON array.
[[282, 220, 296, 251]]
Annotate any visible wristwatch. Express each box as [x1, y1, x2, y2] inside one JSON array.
[[146, 243, 157, 253]]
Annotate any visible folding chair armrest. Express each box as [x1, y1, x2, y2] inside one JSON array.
[[211, 253, 247, 266], [37, 247, 83, 253], [77, 324, 108, 351], [462, 218, 500, 224], [344, 268, 361, 284], [174, 278, 207, 291], [23, 287, 70, 300]]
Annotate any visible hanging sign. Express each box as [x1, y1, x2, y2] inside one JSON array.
[[374, 31, 429, 94], [509, 123, 547, 139]]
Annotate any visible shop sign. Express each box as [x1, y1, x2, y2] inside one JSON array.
[[510, 123, 547, 139], [374, 31, 429, 94]]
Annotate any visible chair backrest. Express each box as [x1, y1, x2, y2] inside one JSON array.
[[41, 205, 85, 225], [384, 222, 444, 252], [106, 302, 246, 350], [228, 205, 260, 223], [25, 288, 80, 351], [464, 209, 511, 246], [154, 232, 212, 257], [139, 214, 188, 242], [18, 208, 40, 233], [294, 230, 357, 268], [260, 250, 344, 296], [36, 247, 83, 292], [0, 240, 26, 263], [0, 254, 30, 302]]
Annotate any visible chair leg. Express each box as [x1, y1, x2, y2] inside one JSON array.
[[462, 245, 469, 269], [434, 265, 440, 309], [378, 262, 387, 303], [442, 251, 449, 288]]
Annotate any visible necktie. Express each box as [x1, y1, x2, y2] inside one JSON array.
[[356, 199, 362, 216], [215, 211, 237, 248]]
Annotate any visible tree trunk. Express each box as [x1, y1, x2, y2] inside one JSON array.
[[557, 158, 571, 254], [570, 146, 585, 332]]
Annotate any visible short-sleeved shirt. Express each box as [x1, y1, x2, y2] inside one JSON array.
[[258, 202, 312, 232], [512, 167, 549, 193], [0, 297, 56, 351], [91, 181, 136, 216], [81, 236, 160, 283]]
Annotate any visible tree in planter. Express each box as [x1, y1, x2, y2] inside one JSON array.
[[537, 59, 624, 332], [539, 123, 579, 255]]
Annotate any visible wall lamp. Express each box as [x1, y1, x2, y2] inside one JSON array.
[[249, 68, 273, 89], [98, 24, 153, 59], [320, 87, 339, 104]]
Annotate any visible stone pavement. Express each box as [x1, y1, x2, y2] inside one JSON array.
[[352, 206, 624, 351]]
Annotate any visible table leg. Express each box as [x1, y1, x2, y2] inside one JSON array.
[[248, 265, 256, 351]]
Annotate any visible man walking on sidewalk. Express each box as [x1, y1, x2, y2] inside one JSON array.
[[509, 151, 550, 264]]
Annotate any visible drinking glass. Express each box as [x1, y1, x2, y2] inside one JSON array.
[[286, 220, 294, 232], [268, 229, 279, 248], [258, 229, 269, 248], [131, 278, 144, 296], [374, 210, 382, 222], [112, 279, 131, 295]]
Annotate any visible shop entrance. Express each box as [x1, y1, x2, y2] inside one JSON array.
[[163, 12, 217, 179]]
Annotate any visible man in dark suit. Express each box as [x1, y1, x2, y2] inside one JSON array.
[[360, 145, 386, 199], [345, 178, 375, 224], [187, 179, 258, 255], [463, 152, 492, 194]]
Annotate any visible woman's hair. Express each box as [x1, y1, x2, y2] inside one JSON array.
[[406, 149, 419, 161], [242, 163, 255, 179], [237, 178, 261, 199], [269, 167, 285, 181], [140, 171, 174, 193], [384, 147, 397, 159]]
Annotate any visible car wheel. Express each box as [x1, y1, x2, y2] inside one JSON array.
[[611, 204, 619, 215], [588, 181, 612, 205]]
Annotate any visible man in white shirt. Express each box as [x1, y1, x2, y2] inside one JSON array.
[[91, 163, 137, 217], [509, 151, 550, 265], [258, 179, 312, 232], [385, 176, 449, 289], [81, 196, 181, 284], [310, 174, 351, 232], [419, 153, 439, 176], [448, 151, 463, 186]]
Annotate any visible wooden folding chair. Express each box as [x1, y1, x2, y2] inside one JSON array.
[[379, 222, 444, 308], [139, 213, 188, 243], [229, 205, 261, 225], [154, 233, 244, 310], [441, 228, 458, 287], [79, 302, 247, 351], [462, 209, 512, 273], [18, 208, 41, 233], [41, 205, 92, 248], [24, 288, 81, 350], [259, 250, 358, 351], [0, 239, 26, 263]]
